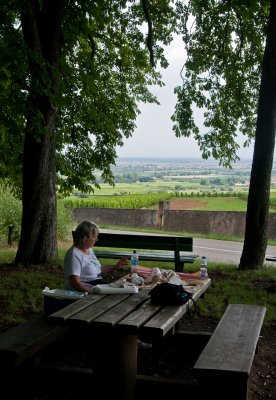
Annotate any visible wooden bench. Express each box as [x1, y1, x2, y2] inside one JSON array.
[[193, 304, 266, 400], [0, 314, 69, 369], [265, 256, 276, 262], [73, 231, 198, 272]]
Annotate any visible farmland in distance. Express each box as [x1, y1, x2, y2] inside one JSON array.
[[68, 157, 276, 212]]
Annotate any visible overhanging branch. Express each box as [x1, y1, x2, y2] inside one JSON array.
[[141, 0, 155, 67]]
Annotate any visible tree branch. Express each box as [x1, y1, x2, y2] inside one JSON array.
[[141, 0, 155, 67]]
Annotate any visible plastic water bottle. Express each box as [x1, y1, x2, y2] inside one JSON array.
[[130, 249, 139, 274], [200, 256, 208, 279]]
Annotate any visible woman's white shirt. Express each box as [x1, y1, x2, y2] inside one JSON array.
[[64, 245, 102, 290]]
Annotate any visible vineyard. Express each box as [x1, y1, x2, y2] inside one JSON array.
[[63, 191, 276, 211], [63, 192, 173, 209]]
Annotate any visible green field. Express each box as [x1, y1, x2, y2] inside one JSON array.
[[67, 189, 276, 212], [170, 196, 250, 211], [88, 181, 202, 195], [85, 181, 251, 195]]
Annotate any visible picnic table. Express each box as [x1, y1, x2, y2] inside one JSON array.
[[48, 273, 211, 400]]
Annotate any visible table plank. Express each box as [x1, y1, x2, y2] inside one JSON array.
[[186, 278, 212, 299], [47, 294, 104, 323], [117, 299, 163, 334], [68, 294, 131, 326], [93, 290, 150, 329], [112, 278, 211, 338], [142, 302, 190, 339], [141, 278, 211, 339]]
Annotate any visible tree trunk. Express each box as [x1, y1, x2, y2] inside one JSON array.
[[239, 0, 276, 269], [15, 0, 64, 265]]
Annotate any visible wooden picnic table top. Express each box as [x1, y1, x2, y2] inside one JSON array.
[[48, 275, 211, 400], [48, 277, 210, 336]]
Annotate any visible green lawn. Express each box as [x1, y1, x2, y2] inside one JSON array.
[[170, 196, 250, 211], [0, 245, 275, 330]]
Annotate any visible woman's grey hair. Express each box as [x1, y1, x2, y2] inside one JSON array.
[[73, 221, 99, 245]]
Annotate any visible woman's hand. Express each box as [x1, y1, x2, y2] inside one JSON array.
[[116, 258, 129, 268]]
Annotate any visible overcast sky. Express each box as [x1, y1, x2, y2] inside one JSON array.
[[116, 35, 255, 161]]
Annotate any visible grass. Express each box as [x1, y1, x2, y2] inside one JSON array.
[[0, 244, 275, 330], [82, 181, 201, 195], [171, 196, 249, 211]]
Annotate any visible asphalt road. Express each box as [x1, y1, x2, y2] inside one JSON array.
[[101, 228, 276, 266], [193, 237, 276, 266]]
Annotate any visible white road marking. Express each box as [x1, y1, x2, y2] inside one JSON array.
[[194, 246, 242, 254]]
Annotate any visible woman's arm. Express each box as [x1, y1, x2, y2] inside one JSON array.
[[68, 275, 93, 293], [101, 257, 129, 273]]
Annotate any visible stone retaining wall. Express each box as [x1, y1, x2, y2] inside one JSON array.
[[73, 207, 276, 239], [73, 208, 158, 229]]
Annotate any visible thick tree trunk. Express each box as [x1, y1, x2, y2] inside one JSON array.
[[16, 0, 64, 265], [239, 0, 276, 269]]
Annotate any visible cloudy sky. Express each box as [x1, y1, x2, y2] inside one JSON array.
[[116, 35, 255, 161]]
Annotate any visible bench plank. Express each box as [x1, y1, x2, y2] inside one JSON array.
[[72, 231, 198, 272], [194, 304, 266, 375], [96, 233, 193, 251], [265, 256, 276, 262], [0, 315, 69, 367], [194, 304, 266, 400], [94, 250, 197, 264]]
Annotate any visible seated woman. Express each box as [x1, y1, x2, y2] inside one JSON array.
[[64, 220, 128, 293]]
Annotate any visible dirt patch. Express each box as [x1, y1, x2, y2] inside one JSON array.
[[170, 199, 209, 210]]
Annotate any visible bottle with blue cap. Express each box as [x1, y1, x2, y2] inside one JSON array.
[[130, 249, 139, 275], [200, 256, 208, 279]]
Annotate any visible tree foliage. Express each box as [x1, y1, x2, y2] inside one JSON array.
[[172, 0, 269, 167], [0, 183, 75, 243], [173, 0, 276, 269], [0, 0, 177, 196], [2, 0, 275, 268], [0, 1, 177, 264]]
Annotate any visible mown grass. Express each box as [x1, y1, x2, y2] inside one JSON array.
[[0, 245, 275, 331], [171, 196, 249, 211]]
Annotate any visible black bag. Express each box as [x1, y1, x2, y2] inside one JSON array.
[[149, 283, 192, 305], [149, 283, 197, 317]]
